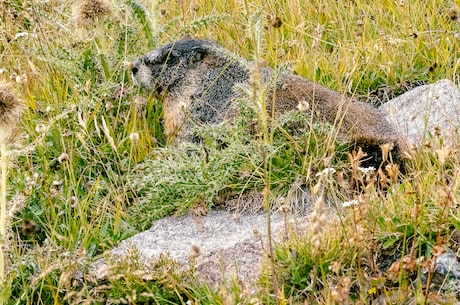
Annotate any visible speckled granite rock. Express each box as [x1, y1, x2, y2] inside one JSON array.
[[380, 79, 460, 146], [422, 252, 460, 297], [91, 210, 308, 286]]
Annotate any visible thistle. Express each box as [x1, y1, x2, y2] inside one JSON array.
[[0, 82, 23, 301], [75, 0, 111, 26], [0, 82, 23, 143]]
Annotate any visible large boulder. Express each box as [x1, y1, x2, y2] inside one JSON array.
[[421, 252, 460, 297], [91, 210, 307, 286], [379, 79, 460, 146]]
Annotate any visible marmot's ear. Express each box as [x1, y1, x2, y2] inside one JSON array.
[[189, 46, 207, 64], [171, 50, 181, 58]]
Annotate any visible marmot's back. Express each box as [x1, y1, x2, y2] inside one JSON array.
[[270, 72, 402, 166], [132, 37, 402, 167]]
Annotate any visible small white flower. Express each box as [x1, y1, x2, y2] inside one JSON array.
[[358, 166, 375, 175], [15, 74, 28, 84], [25, 176, 37, 188], [57, 153, 69, 163], [315, 167, 336, 177], [70, 196, 78, 208], [342, 199, 359, 208], [0, 68, 7, 75], [35, 123, 48, 133], [52, 180, 63, 186], [105, 101, 114, 110], [129, 132, 139, 142], [14, 32, 29, 39], [297, 100, 310, 112]]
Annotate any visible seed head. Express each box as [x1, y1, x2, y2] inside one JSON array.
[[76, 0, 111, 26], [449, 7, 459, 21], [0, 82, 24, 143], [270, 16, 282, 28], [434, 126, 442, 138], [310, 182, 326, 256], [22, 219, 37, 236], [436, 146, 452, 165]]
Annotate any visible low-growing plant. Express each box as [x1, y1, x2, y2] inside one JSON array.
[[263, 134, 460, 303], [1, 0, 460, 303], [129, 107, 346, 230]]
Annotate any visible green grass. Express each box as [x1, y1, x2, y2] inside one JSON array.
[[1, 0, 460, 303]]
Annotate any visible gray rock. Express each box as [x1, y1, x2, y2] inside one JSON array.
[[422, 252, 460, 297], [379, 79, 460, 146], [91, 210, 308, 286]]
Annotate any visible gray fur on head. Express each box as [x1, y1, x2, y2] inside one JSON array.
[[132, 37, 403, 167], [132, 38, 213, 93], [132, 38, 250, 142]]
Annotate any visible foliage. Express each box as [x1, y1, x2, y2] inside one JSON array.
[[130, 110, 342, 230], [0, 0, 459, 303]]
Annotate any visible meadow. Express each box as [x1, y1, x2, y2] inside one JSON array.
[[0, 0, 460, 303]]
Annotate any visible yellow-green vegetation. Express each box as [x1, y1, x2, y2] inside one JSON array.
[[1, 0, 459, 304]]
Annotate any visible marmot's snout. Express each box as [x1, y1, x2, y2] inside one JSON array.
[[131, 57, 158, 92], [131, 58, 142, 77], [130, 59, 141, 87]]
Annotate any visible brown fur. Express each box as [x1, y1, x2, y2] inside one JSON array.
[[132, 38, 402, 167]]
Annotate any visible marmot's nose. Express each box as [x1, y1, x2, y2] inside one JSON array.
[[131, 59, 142, 75]]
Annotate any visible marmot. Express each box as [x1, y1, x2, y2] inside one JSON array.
[[132, 37, 401, 167]]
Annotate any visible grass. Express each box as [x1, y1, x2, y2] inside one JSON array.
[[0, 0, 459, 303]]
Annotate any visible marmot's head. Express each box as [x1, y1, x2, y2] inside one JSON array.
[[131, 38, 215, 95]]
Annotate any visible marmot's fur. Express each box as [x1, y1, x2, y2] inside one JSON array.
[[132, 37, 401, 167]]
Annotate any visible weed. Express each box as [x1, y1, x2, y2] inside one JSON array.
[[1, 0, 460, 303]]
